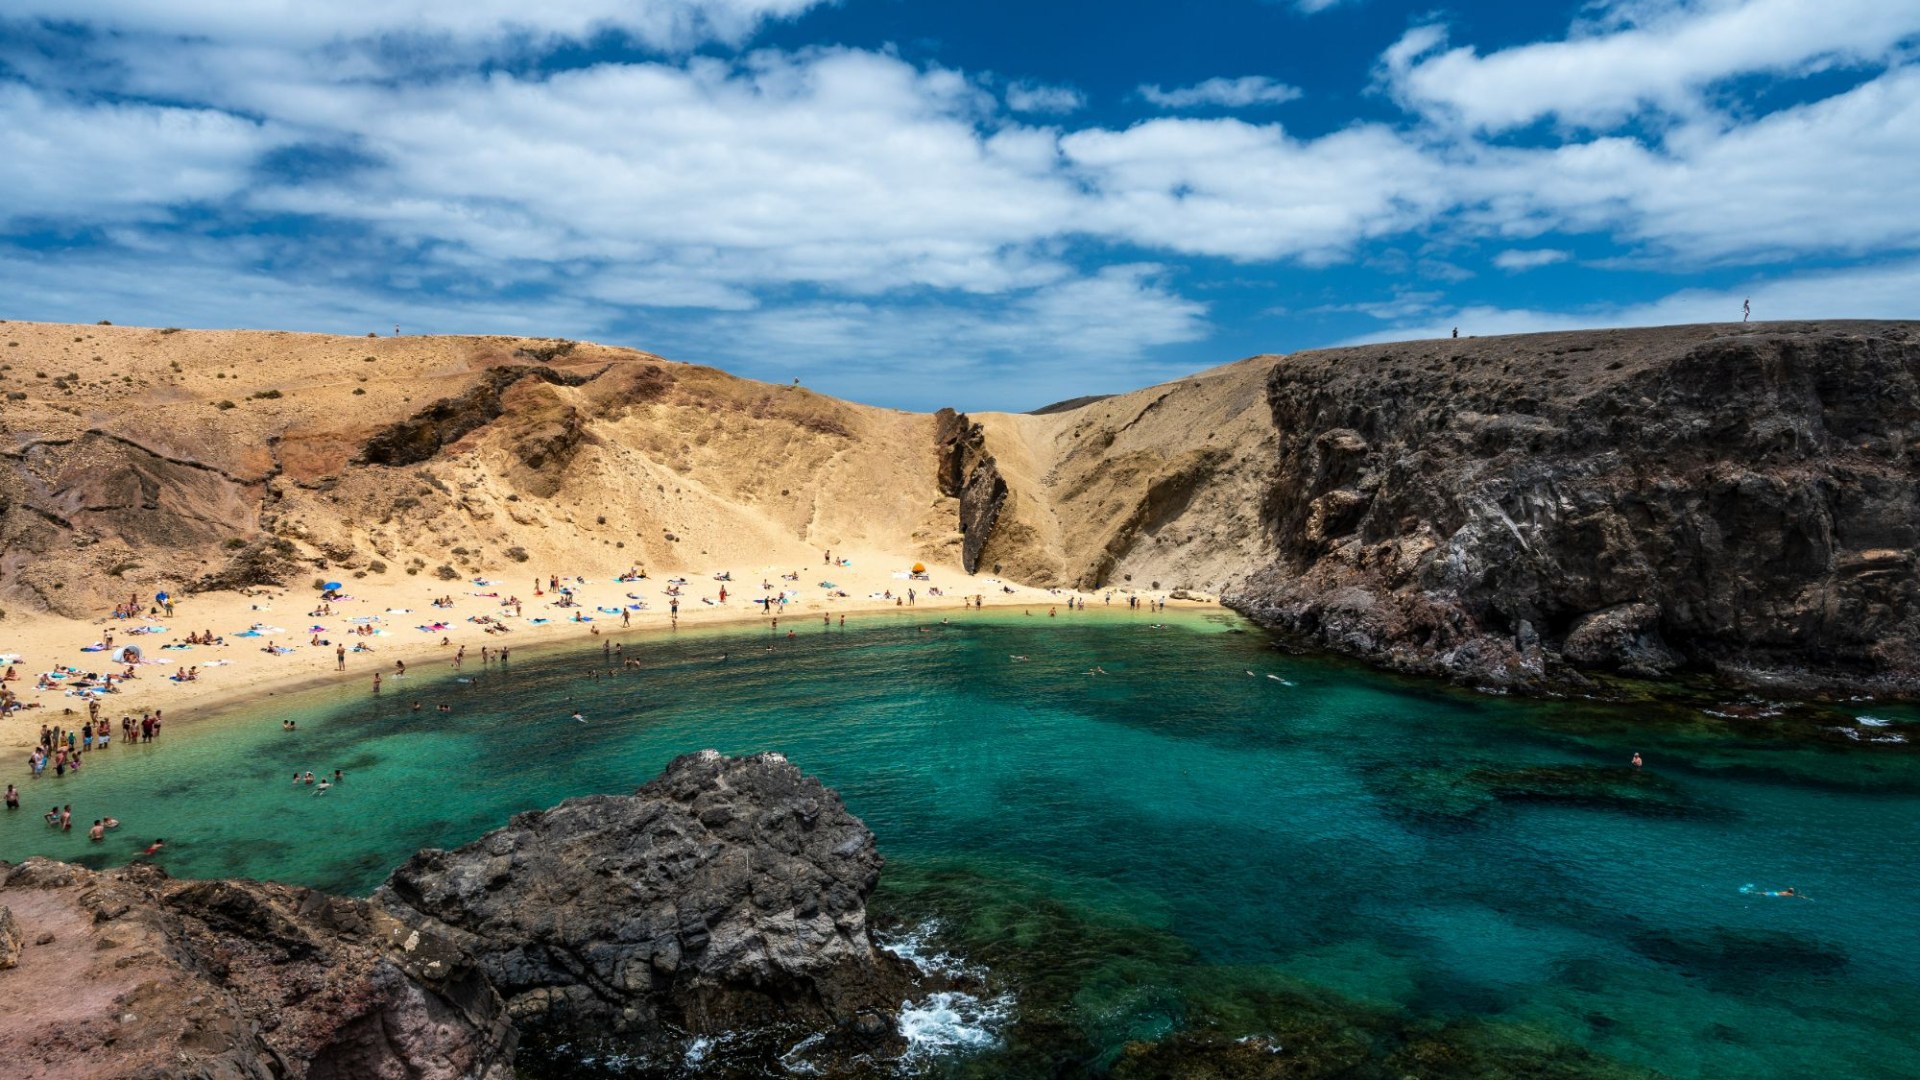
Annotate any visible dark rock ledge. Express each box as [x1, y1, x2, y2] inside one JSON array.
[[0, 751, 928, 1079]]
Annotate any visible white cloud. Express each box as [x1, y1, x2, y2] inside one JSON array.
[[1062, 119, 1443, 262], [12, 0, 828, 51], [1492, 248, 1571, 271], [1005, 80, 1086, 114], [0, 84, 279, 223], [230, 50, 1082, 297], [1292, 0, 1354, 12], [1383, 0, 1920, 132], [1463, 65, 1920, 262], [1138, 76, 1303, 110]]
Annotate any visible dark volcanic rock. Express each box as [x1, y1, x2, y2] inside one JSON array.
[[1226, 322, 1920, 694], [0, 858, 513, 1079], [934, 407, 1009, 574], [0, 753, 921, 1079], [355, 364, 594, 468], [374, 750, 918, 1056]]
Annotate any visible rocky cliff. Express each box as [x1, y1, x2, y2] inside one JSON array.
[[933, 408, 1007, 574], [0, 752, 927, 1079], [1224, 322, 1920, 693]]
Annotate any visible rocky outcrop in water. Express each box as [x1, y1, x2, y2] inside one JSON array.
[[934, 408, 1008, 574], [375, 749, 918, 1062], [0, 857, 514, 1079], [0, 752, 921, 1079], [1226, 322, 1920, 694]]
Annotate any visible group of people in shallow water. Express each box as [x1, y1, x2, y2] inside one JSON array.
[[292, 769, 345, 795], [25, 711, 165, 779], [17, 797, 120, 840]]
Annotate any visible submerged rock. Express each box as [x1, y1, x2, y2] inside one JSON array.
[[375, 749, 919, 1061]]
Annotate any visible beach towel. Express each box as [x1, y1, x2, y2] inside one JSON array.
[[81, 644, 108, 652], [597, 607, 623, 614], [529, 618, 550, 625]]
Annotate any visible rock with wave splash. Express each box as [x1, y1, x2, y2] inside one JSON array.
[[374, 750, 921, 1066]]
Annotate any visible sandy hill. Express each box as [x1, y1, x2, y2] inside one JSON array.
[[0, 320, 1289, 619]]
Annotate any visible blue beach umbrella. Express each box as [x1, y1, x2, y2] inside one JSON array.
[[155, 591, 169, 603], [322, 581, 343, 592]]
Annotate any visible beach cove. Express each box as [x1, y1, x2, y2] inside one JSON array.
[[2, 610, 1916, 1079]]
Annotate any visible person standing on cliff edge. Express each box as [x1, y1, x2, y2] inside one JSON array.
[[1743, 298, 1750, 322]]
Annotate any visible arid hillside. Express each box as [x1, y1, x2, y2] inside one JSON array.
[[0, 321, 956, 617]]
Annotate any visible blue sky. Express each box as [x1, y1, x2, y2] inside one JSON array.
[[2, 1, 1917, 411]]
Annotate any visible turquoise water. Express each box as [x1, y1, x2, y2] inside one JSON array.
[[4, 611, 1918, 1078]]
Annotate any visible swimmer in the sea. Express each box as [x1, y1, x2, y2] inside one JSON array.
[[571, 711, 586, 723]]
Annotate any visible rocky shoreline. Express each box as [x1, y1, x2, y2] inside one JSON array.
[[0, 752, 947, 1079], [1224, 322, 1920, 699]]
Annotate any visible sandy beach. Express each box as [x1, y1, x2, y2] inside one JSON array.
[[0, 546, 1210, 750]]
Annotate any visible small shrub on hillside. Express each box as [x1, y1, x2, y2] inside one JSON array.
[[215, 400, 236, 410], [224, 537, 248, 550], [367, 560, 387, 574], [107, 561, 141, 577], [250, 388, 282, 400], [434, 564, 459, 580], [505, 546, 529, 563]]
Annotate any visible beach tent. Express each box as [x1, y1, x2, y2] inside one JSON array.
[[911, 563, 926, 573], [110, 645, 142, 664]]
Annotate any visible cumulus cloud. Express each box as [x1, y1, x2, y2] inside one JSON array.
[[1005, 80, 1086, 114], [5, 0, 1920, 406], [1062, 119, 1441, 262], [1138, 76, 1303, 109], [1492, 248, 1571, 271], [1383, 0, 1920, 132], [0, 84, 278, 223], [1461, 65, 1920, 262]]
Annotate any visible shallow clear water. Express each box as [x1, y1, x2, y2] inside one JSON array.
[[4, 610, 1917, 1078]]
